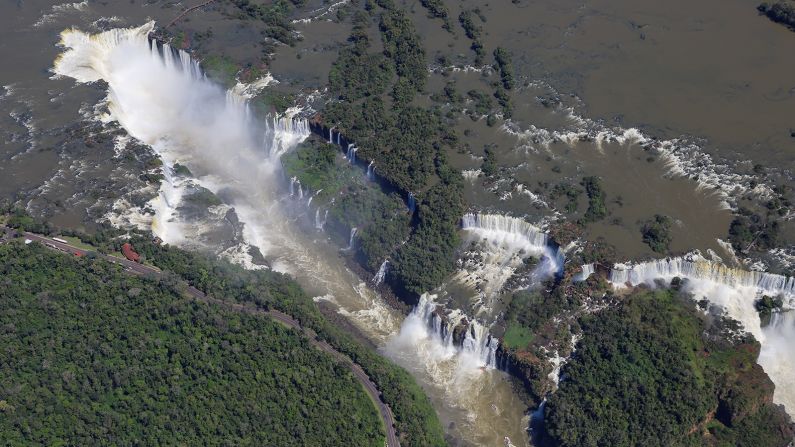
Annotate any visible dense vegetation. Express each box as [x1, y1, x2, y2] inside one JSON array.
[[580, 176, 607, 223], [493, 47, 515, 91], [0, 243, 384, 446], [641, 214, 673, 254], [230, 0, 300, 47], [281, 139, 412, 273], [322, 3, 465, 299], [544, 289, 793, 447], [1, 207, 446, 446], [458, 10, 486, 64], [758, 1, 795, 30], [419, 0, 452, 30]]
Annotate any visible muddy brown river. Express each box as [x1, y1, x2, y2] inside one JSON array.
[[2, 0, 794, 446]]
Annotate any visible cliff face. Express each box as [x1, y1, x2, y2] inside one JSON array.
[[497, 346, 552, 404]]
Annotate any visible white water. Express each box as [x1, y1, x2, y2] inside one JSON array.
[[385, 294, 528, 445], [609, 254, 795, 417], [573, 263, 595, 282], [373, 259, 389, 285], [53, 22, 529, 445], [458, 213, 562, 314], [759, 311, 795, 415]]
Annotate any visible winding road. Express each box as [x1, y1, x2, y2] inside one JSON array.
[[3, 228, 400, 447]]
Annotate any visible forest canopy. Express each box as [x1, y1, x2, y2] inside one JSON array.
[[0, 242, 384, 446]]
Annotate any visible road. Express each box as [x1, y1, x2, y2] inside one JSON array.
[[6, 229, 400, 447]]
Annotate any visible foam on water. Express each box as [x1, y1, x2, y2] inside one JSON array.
[[51, 22, 534, 445]]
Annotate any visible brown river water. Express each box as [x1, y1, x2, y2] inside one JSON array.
[[1, 0, 794, 445]]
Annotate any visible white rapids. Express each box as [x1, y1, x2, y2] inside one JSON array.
[[53, 22, 531, 446]]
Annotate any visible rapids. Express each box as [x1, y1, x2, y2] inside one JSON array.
[[53, 22, 532, 446]]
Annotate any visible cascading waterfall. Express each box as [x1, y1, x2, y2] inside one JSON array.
[[328, 127, 333, 144], [53, 21, 311, 244], [367, 160, 374, 181], [53, 22, 533, 446], [346, 227, 357, 250], [373, 259, 389, 285], [759, 311, 795, 415], [609, 255, 795, 296], [458, 213, 562, 310], [388, 294, 499, 369], [461, 213, 547, 250], [609, 254, 795, 417], [407, 192, 416, 213], [573, 263, 595, 282], [346, 144, 357, 163]]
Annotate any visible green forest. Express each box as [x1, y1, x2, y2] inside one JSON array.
[[0, 242, 384, 446], [543, 288, 793, 447], [322, 1, 466, 299], [13, 220, 446, 447]]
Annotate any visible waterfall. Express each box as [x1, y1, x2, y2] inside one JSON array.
[[328, 127, 334, 144], [53, 21, 310, 244], [367, 161, 374, 181], [608, 254, 795, 417], [346, 227, 357, 250], [461, 213, 547, 251], [51, 21, 540, 443], [573, 263, 595, 282], [315, 208, 328, 230], [759, 311, 795, 416], [373, 259, 389, 285], [392, 294, 499, 368], [264, 113, 310, 161], [346, 144, 357, 163], [336, 130, 341, 145], [609, 255, 795, 298], [456, 213, 562, 313], [407, 192, 416, 213]]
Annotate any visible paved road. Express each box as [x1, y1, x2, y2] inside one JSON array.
[[9, 229, 400, 447]]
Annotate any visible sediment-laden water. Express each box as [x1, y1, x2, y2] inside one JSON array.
[[51, 20, 532, 446], [3, 1, 795, 445]]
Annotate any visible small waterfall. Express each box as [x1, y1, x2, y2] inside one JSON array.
[[315, 208, 328, 230], [289, 176, 303, 199], [573, 263, 595, 282], [346, 227, 357, 250], [367, 161, 375, 181], [336, 130, 341, 145], [346, 144, 357, 163], [407, 192, 416, 213], [373, 259, 389, 285], [328, 127, 334, 144], [529, 399, 547, 444]]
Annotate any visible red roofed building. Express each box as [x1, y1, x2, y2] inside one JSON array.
[[121, 243, 141, 263]]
